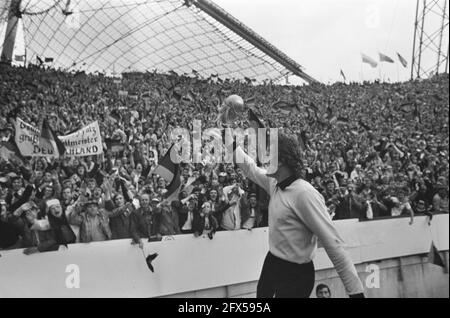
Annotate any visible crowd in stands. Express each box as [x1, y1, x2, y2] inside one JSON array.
[[0, 62, 448, 253]]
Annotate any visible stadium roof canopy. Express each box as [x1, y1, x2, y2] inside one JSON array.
[[0, 0, 317, 83]]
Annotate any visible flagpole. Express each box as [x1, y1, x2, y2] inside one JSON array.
[[378, 62, 382, 83], [360, 62, 364, 83]]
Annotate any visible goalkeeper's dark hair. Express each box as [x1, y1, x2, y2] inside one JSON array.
[[276, 131, 304, 179]]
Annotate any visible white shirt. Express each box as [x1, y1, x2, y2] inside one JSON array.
[[182, 211, 194, 231], [242, 208, 256, 229], [236, 146, 364, 295]]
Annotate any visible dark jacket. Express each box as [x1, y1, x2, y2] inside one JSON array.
[[335, 194, 366, 220], [19, 219, 59, 252], [108, 203, 136, 241], [159, 207, 180, 236], [192, 213, 218, 235], [48, 213, 76, 246], [131, 207, 161, 241], [0, 219, 21, 249]]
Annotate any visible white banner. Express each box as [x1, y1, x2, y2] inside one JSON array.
[[14, 118, 53, 157], [59, 121, 103, 157], [14, 118, 103, 157]]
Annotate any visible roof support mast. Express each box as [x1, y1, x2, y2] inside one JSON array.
[[1, 0, 22, 63]]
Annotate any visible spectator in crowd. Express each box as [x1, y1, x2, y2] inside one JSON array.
[[241, 193, 263, 230], [159, 201, 181, 236], [179, 195, 199, 234], [132, 194, 162, 244], [46, 199, 77, 246], [334, 183, 366, 220], [316, 284, 331, 298]]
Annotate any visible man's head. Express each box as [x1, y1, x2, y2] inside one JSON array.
[[44, 185, 54, 198], [85, 200, 99, 217], [114, 194, 125, 207], [248, 193, 258, 207], [218, 172, 227, 184], [11, 176, 22, 191], [416, 200, 427, 212], [150, 197, 160, 208], [43, 171, 52, 183], [209, 189, 218, 201], [140, 193, 151, 208], [157, 177, 166, 188], [325, 180, 335, 192], [48, 199, 63, 218], [62, 187, 72, 202], [24, 204, 39, 224], [87, 178, 97, 191], [316, 284, 331, 298]]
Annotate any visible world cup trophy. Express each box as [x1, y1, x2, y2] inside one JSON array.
[[216, 94, 246, 127]]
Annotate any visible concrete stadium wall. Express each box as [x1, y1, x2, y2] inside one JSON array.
[[0, 214, 448, 298], [167, 253, 449, 298]]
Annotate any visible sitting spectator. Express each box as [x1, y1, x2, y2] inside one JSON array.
[[179, 195, 199, 234]]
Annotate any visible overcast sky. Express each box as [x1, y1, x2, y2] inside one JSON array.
[[1, 0, 448, 84], [215, 0, 449, 84]]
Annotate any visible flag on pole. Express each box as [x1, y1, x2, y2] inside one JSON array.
[[0, 139, 24, 163], [361, 53, 378, 68], [379, 52, 395, 63], [248, 109, 265, 129], [340, 69, 347, 81], [428, 241, 445, 268], [397, 52, 408, 68], [153, 144, 181, 203], [39, 119, 66, 158], [44, 57, 54, 63]]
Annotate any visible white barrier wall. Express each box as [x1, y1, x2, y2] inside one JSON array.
[[0, 214, 448, 298]]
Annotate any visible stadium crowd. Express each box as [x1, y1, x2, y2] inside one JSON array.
[[0, 62, 448, 253]]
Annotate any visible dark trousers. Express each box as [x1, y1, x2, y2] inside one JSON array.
[[256, 252, 315, 298]]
